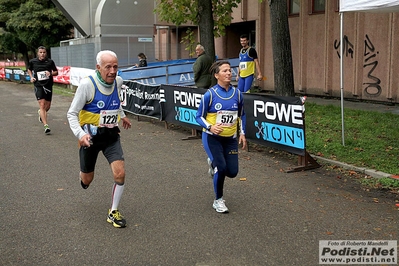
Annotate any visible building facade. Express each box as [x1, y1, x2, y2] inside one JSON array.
[[155, 1, 399, 103], [53, 0, 399, 103], [51, 0, 156, 68]]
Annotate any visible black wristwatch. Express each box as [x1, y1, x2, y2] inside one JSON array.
[[207, 125, 212, 131]]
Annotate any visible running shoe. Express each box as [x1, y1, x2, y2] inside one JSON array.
[[80, 180, 89, 189], [79, 172, 89, 189], [38, 109, 42, 123], [213, 198, 229, 213], [107, 209, 126, 228], [44, 124, 51, 134], [207, 157, 214, 178]]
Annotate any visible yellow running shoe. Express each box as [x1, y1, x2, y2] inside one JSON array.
[[107, 209, 126, 228]]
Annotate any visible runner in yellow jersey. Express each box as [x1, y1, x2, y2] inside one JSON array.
[[196, 60, 247, 213], [67, 50, 132, 228], [236, 34, 263, 93]]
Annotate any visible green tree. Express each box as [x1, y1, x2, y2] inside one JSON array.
[[154, 0, 241, 61], [0, 0, 72, 66], [0, 0, 26, 61]]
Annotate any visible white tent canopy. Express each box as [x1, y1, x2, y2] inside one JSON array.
[[338, 0, 399, 145], [340, 0, 399, 13]]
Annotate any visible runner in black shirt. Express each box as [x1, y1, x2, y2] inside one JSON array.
[[28, 46, 58, 134]]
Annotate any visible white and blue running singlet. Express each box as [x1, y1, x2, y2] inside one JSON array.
[[239, 48, 255, 78], [196, 84, 246, 138], [78, 75, 121, 128]]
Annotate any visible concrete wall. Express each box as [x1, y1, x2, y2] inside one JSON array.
[[52, 0, 156, 68]]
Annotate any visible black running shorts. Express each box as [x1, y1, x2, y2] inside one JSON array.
[[34, 85, 53, 101], [79, 135, 124, 173]]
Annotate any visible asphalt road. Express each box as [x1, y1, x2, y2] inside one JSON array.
[[0, 81, 398, 266]]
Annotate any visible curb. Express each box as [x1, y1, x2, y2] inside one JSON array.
[[313, 155, 393, 179]]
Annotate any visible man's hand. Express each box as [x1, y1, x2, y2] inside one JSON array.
[[121, 117, 132, 130], [79, 133, 92, 147]]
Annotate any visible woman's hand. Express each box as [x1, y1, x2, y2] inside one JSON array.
[[210, 123, 223, 135], [239, 134, 247, 150]]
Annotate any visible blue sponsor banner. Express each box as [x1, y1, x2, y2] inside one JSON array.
[[119, 66, 167, 81], [123, 75, 195, 87], [4, 68, 30, 82], [175, 106, 198, 125], [167, 63, 194, 75], [161, 84, 205, 130], [254, 121, 304, 149], [129, 76, 166, 86], [168, 73, 194, 86], [244, 94, 305, 155], [159, 85, 306, 156]]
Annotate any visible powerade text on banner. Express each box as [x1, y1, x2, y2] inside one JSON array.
[[158, 85, 305, 156], [244, 94, 305, 156], [161, 84, 205, 131]]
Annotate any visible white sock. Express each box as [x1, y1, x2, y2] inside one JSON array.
[[110, 183, 124, 211]]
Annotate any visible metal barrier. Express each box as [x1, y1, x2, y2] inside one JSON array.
[[119, 58, 240, 87]]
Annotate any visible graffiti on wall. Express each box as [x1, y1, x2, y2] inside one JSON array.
[[334, 34, 381, 97], [334, 35, 354, 59], [363, 34, 381, 97]]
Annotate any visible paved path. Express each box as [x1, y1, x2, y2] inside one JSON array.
[[0, 81, 398, 265]]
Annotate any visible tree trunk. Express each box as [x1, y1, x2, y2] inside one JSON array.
[[23, 50, 29, 69], [269, 0, 295, 96], [198, 0, 215, 61], [17, 43, 30, 69]]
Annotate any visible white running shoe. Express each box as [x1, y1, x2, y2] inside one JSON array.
[[44, 124, 51, 134], [213, 198, 229, 213], [207, 158, 214, 178], [38, 109, 42, 123]]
